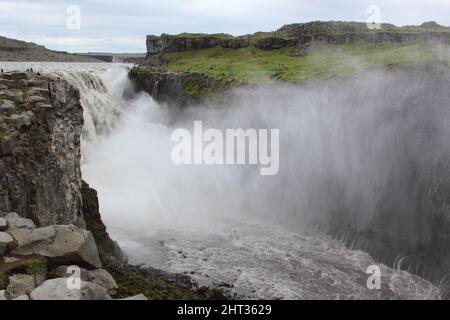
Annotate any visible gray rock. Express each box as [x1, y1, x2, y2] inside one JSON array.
[[0, 76, 85, 228], [0, 99, 14, 110], [11, 225, 101, 269], [8, 226, 55, 247], [6, 213, 36, 229], [30, 278, 108, 300], [0, 231, 15, 255], [8, 111, 34, 130], [51, 265, 91, 282], [0, 217, 7, 231], [13, 295, 30, 300], [6, 274, 36, 299], [3, 212, 20, 219], [120, 294, 148, 300], [24, 95, 47, 104], [0, 290, 7, 300], [35, 103, 53, 109], [1, 89, 23, 103], [88, 269, 118, 294]]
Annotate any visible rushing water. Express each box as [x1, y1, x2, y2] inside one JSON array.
[[1, 62, 447, 299]]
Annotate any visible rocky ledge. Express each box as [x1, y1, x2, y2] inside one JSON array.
[[129, 68, 232, 108], [0, 212, 147, 300]]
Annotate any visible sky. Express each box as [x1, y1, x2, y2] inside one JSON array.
[[0, 0, 449, 53]]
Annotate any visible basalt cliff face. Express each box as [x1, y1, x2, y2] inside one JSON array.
[[0, 72, 85, 227], [134, 21, 450, 107]]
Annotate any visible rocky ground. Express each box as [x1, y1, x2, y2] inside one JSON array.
[[0, 212, 146, 300]]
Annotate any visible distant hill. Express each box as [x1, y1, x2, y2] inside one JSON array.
[[0, 36, 103, 62]]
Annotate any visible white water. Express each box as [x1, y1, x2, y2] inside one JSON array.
[[0, 62, 444, 300]]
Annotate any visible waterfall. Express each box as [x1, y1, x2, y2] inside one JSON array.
[[1, 61, 447, 299]]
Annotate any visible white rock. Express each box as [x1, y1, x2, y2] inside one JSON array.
[[88, 269, 118, 294], [30, 278, 109, 300], [120, 294, 148, 300], [13, 295, 30, 300], [0, 290, 7, 300], [0, 231, 15, 255], [11, 225, 101, 269], [0, 217, 7, 231], [6, 274, 36, 299]]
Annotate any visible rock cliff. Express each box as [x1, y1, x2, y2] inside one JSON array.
[[0, 72, 85, 227], [146, 21, 450, 56]]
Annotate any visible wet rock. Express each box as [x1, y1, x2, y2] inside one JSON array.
[[30, 278, 108, 300], [11, 225, 102, 269], [0, 141, 13, 157], [88, 269, 118, 294], [0, 231, 15, 255], [6, 274, 36, 299], [81, 181, 128, 264]]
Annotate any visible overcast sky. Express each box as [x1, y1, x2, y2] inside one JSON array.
[[1, 0, 449, 53]]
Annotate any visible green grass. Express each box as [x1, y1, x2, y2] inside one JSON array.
[[160, 42, 435, 83]]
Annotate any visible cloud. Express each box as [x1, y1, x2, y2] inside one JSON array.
[[0, 0, 449, 53]]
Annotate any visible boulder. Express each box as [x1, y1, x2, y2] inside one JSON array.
[[0, 231, 16, 255], [120, 294, 148, 300], [88, 269, 118, 294], [13, 295, 30, 300], [6, 274, 36, 299], [30, 278, 109, 300], [2, 212, 20, 219], [51, 265, 91, 282], [5, 213, 36, 229], [0, 217, 7, 231], [11, 225, 101, 269], [0, 290, 6, 300]]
